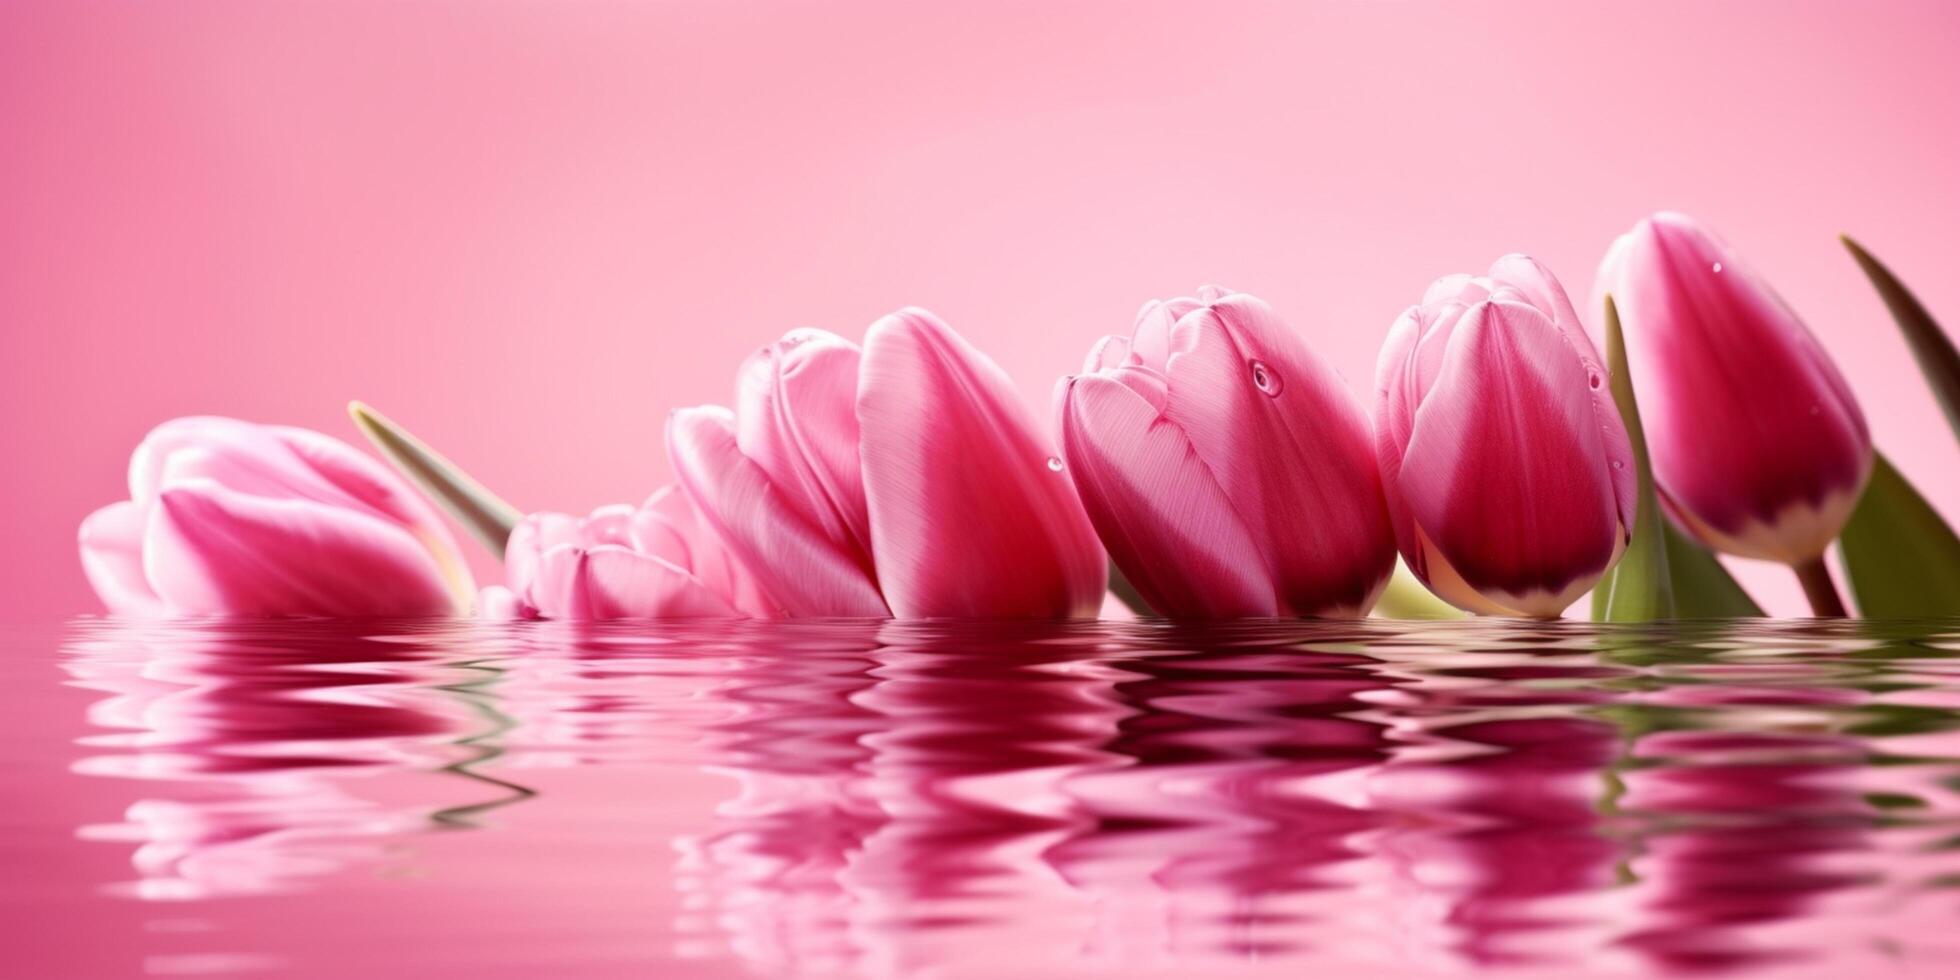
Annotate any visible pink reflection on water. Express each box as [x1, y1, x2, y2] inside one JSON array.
[[60, 622, 521, 900], [40, 619, 1960, 977]]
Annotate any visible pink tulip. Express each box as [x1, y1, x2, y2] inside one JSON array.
[[1595, 212, 1871, 567], [487, 487, 773, 620], [1056, 286, 1395, 617], [78, 416, 473, 617], [667, 329, 887, 617], [1375, 256, 1636, 617], [669, 309, 1106, 618]]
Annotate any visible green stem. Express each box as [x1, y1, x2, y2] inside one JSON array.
[[1793, 555, 1848, 617]]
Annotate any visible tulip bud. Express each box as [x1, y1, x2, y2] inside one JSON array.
[[78, 417, 474, 617], [495, 488, 770, 620], [1596, 212, 1872, 566], [671, 311, 1107, 619], [858, 308, 1107, 618], [668, 330, 889, 617], [1057, 286, 1394, 617], [1375, 256, 1636, 617]]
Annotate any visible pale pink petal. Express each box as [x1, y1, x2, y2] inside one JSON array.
[[668, 405, 887, 617], [505, 511, 583, 608], [144, 481, 462, 617], [858, 308, 1106, 617], [1373, 306, 1427, 565], [734, 328, 873, 559], [1058, 374, 1275, 618], [79, 501, 164, 616], [578, 504, 638, 548], [1397, 300, 1622, 602], [526, 544, 737, 620], [270, 425, 463, 548], [475, 585, 528, 621], [578, 546, 741, 619], [633, 486, 776, 617], [272, 426, 477, 603], [128, 417, 301, 506], [1084, 334, 1132, 373]]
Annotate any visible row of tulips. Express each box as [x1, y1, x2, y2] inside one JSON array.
[[81, 211, 1944, 621]]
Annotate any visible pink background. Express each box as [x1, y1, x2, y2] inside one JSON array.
[[5, 0, 1958, 618]]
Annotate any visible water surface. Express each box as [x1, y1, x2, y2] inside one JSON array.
[[6, 618, 1960, 978]]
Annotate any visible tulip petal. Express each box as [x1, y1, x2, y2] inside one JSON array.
[[1398, 300, 1622, 607], [1607, 213, 1869, 559], [128, 417, 297, 506], [669, 405, 887, 617], [633, 486, 776, 617], [475, 585, 528, 620], [734, 329, 874, 558], [1058, 374, 1275, 618], [79, 501, 164, 616], [1491, 255, 1637, 533], [505, 511, 582, 608], [274, 424, 475, 602], [144, 481, 462, 617], [858, 308, 1106, 618], [272, 425, 456, 541], [1160, 295, 1394, 615], [530, 544, 740, 619]]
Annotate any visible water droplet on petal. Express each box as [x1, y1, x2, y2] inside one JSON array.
[[1588, 372, 1602, 390], [1612, 459, 1626, 470], [1711, 262, 1724, 273], [1046, 456, 1064, 472], [1249, 359, 1282, 396]]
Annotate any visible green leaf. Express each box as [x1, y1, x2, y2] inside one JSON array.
[[1105, 561, 1152, 615], [1592, 296, 1674, 621], [348, 401, 524, 559], [1838, 452, 1960, 617], [1662, 519, 1764, 618], [1374, 559, 1468, 620], [1843, 234, 1960, 444]]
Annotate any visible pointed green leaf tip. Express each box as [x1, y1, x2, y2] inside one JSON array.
[[1838, 453, 1960, 618], [1592, 295, 1674, 622], [1843, 234, 1960, 444], [348, 401, 524, 559], [1662, 520, 1763, 618], [1374, 559, 1468, 620]]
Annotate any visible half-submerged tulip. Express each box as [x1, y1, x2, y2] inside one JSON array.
[[483, 487, 770, 620], [79, 417, 474, 617], [1057, 286, 1395, 617], [1376, 256, 1636, 617], [669, 310, 1106, 618], [1597, 213, 1871, 615]]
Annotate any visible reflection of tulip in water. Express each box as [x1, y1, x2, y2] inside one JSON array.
[[61, 622, 514, 899], [1616, 685, 1872, 971], [48, 618, 1952, 975], [1375, 256, 1636, 617], [1057, 287, 1395, 618], [78, 417, 474, 617], [669, 309, 1106, 618], [1596, 212, 1872, 567]]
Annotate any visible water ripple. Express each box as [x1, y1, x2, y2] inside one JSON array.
[[42, 617, 1960, 976]]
